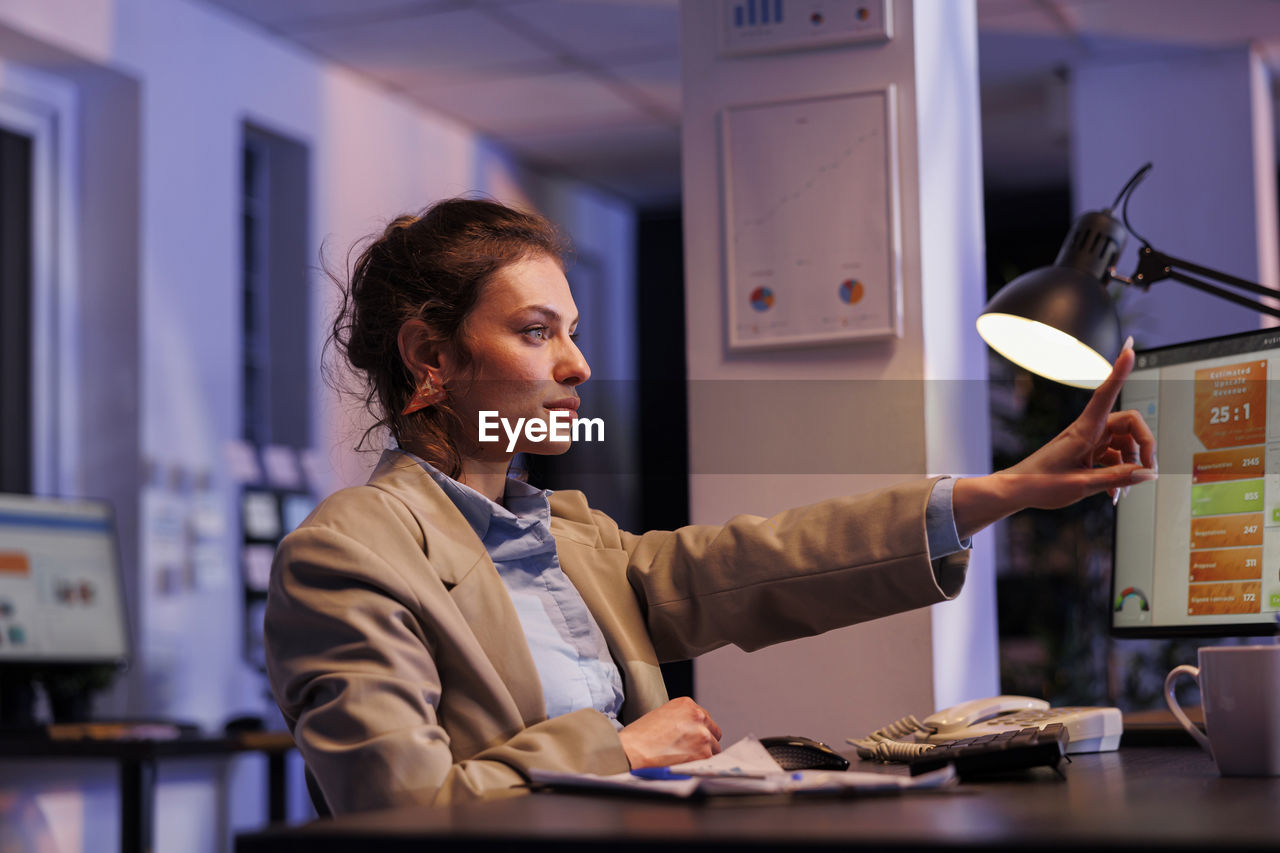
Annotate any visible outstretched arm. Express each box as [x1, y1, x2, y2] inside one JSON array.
[[952, 340, 1157, 539]]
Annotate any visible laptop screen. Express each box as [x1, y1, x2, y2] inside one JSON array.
[[0, 493, 130, 664]]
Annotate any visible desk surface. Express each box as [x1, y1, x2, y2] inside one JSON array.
[[236, 746, 1280, 852], [0, 728, 296, 759]]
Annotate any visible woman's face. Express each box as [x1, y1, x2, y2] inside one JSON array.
[[441, 253, 591, 460]]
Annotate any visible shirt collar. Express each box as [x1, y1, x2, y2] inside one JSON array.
[[405, 453, 551, 542]]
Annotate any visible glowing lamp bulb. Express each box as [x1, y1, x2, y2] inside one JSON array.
[[976, 313, 1113, 389]]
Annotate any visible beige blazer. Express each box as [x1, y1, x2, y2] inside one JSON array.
[[265, 450, 968, 813]]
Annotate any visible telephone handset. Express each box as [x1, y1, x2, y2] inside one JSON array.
[[921, 695, 1049, 734], [848, 694, 1122, 761]]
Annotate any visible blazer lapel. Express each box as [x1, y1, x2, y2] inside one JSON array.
[[365, 450, 484, 588], [551, 495, 669, 722], [366, 450, 549, 728]]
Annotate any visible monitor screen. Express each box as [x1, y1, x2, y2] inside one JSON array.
[[241, 489, 282, 542], [280, 492, 317, 534], [1114, 327, 1280, 636], [0, 494, 130, 664]]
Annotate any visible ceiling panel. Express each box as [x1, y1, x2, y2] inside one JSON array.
[[496, 0, 680, 62], [202, 0, 467, 30], [409, 67, 650, 135], [1066, 0, 1280, 46], [194, 0, 1280, 208], [288, 6, 557, 77], [977, 0, 1089, 33], [980, 0, 1280, 45], [367, 57, 559, 94], [605, 55, 682, 117]]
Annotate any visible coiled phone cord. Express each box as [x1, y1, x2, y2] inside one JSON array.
[[847, 714, 938, 762]]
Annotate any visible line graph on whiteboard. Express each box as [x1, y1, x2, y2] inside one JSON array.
[[722, 88, 901, 349]]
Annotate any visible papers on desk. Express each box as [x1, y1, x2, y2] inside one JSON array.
[[529, 736, 956, 798]]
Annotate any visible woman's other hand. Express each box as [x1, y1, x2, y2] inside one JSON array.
[[618, 697, 723, 768], [953, 341, 1157, 538]]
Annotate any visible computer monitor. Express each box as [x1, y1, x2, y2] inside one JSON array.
[[241, 488, 282, 542], [0, 493, 130, 665], [1114, 327, 1280, 637]]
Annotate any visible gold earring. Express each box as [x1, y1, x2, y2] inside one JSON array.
[[401, 375, 445, 415]]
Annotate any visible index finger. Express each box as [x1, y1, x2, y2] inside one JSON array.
[[1080, 337, 1135, 427]]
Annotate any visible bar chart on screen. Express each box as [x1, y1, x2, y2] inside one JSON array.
[[1189, 361, 1268, 615]]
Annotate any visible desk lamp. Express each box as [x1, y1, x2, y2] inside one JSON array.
[[977, 163, 1280, 387]]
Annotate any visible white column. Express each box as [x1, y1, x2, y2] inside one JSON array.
[[916, 0, 1000, 707], [680, 0, 996, 744]]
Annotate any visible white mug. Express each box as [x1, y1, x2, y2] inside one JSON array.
[[1164, 645, 1280, 776]]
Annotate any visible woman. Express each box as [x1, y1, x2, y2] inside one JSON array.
[[265, 198, 1156, 814]]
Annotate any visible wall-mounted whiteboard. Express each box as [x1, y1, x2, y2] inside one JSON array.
[[721, 87, 902, 350]]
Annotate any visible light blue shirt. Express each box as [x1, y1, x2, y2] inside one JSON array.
[[928, 476, 971, 558], [417, 456, 967, 727], [419, 460, 626, 728]]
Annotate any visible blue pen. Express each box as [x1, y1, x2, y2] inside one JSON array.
[[630, 767, 692, 780]]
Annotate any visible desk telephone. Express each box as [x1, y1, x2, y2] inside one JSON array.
[[848, 695, 1123, 762]]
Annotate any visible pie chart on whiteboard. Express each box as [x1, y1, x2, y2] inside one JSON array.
[[750, 286, 775, 312]]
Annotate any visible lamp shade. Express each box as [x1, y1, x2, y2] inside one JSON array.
[[978, 210, 1125, 389]]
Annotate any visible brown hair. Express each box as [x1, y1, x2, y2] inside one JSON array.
[[326, 197, 568, 477]]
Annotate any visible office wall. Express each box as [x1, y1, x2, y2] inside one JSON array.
[[0, 0, 634, 850], [1071, 47, 1279, 345], [680, 0, 997, 749]]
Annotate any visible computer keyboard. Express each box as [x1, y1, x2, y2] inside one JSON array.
[[906, 723, 1068, 778]]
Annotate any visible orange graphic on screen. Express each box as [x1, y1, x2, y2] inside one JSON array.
[[1194, 361, 1266, 450], [1188, 547, 1263, 583], [0, 552, 29, 575], [1190, 513, 1264, 549], [1188, 581, 1262, 615], [1192, 446, 1265, 483]]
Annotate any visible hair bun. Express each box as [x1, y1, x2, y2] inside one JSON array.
[[382, 214, 419, 238]]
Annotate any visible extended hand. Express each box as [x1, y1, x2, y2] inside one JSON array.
[[618, 697, 723, 769], [953, 341, 1157, 538]]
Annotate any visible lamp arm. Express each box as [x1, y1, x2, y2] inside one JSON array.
[[1128, 246, 1280, 320], [1165, 270, 1280, 320]]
